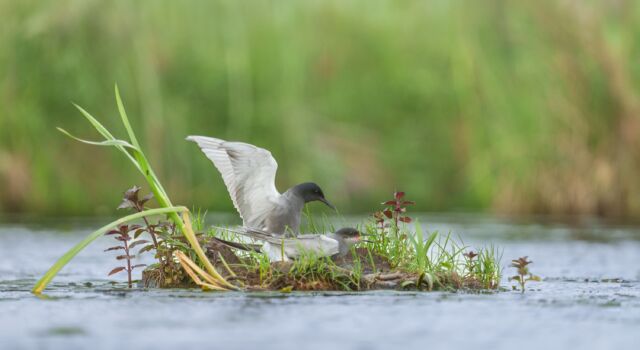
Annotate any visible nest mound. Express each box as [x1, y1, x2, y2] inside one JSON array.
[[141, 238, 488, 292]]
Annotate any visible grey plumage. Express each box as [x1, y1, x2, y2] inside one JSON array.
[[214, 227, 362, 261], [187, 136, 334, 235]]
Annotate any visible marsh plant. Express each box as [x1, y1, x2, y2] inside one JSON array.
[[509, 256, 541, 293], [32, 86, 235, 294], [212, 190, 503, 292], [377, 191, 415, 231], [365, 191, 502, 290], [104, 224, 148, 288], [33, 88, 506, 294], [118, 185, 159, 249]]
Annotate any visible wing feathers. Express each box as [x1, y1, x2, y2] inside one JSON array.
[[187, 136, 280, 227]]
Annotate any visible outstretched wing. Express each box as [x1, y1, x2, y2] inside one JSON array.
[[187, 136, 280, 227]]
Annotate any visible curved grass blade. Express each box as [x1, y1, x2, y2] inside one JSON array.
[[32, 206, 188, 294], [57, 128, 137, 149], [174, 251, 228, 291], [180, 212, 238, 290], [73, 103, 142, 173], [115, 85, 141, 149], [113, 85, 170, 202], [66, 88, 235, 291]]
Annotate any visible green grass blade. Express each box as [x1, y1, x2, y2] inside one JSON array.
[[32, 206, 188, 294], [115, 84, 141, 149], [111, 91, 231, 287], [72, 103, 118, 140], [113, 85, 171, 202], [57, 127, 138, 149], [73, 103, 142, 172], [64, 93, 233, 291]]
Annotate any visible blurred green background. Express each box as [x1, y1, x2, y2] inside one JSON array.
[[2, 0, 640, 218]]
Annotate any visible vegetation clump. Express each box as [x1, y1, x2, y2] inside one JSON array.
[[34, 89, 517, 294], [137, 190, 503, 292]]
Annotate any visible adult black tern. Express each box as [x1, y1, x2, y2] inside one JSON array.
[[187, 136, 336, 236], [215, 227, 363, 261]]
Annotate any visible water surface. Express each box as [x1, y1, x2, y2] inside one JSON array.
[[1, 215, 639, 350]]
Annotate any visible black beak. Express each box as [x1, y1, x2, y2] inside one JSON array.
[[319, 197, 336, 211]]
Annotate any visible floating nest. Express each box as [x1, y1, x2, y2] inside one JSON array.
[[141, 237, 490, 292]]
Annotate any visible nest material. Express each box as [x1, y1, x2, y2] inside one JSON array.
[[141, 238, 484, 291]]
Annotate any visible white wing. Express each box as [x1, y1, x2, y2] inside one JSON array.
[[187, 136, 280, 227], [282, 235, 339, 258], [215, 226, 339, 260]]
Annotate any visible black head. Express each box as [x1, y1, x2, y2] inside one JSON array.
[[294, 182, 335, 210], [334, 227, 361, 239]]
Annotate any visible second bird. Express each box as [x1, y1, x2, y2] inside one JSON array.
[[187, 136, 335, 236]]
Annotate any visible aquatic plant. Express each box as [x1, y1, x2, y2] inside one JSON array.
[[463, 250, 479, 276], [34, 88, 506, 294], [32, 206, 188, 294], [104, 224, 147, 288], [33, 86, 236, 294], [509, 256, 541, 293], [375, 191, 415, 238], [382, 191, 415, 226], [292, 257, 354, 290], [364, 191, 502, 290], [118, 185, 159, 250], [194, 190, 502, 292]]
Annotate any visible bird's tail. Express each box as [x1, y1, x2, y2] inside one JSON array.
[[213, 226, 280, 243], [211, 237, 262, 253]]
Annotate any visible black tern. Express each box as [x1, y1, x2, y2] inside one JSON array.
[[214, 227, 363, 261], [187, 136, 335, 235]]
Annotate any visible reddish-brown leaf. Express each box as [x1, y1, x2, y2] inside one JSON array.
[[104, 246, 125, 252], [108, 267, 126, 276], [394, 191, 405, 199], [383, 209, 393, 218], [382, 200, 397, 206], [129, 240, 150, 249], [398, 216, 412, 223], [464, 251, 478, 260], [133, 228, 147, 239], [117, 199, 136, 210], [123, 186, 141, 201], [115, 255, 132, 260], [140, 193, 154, 205], [402, 201, 415, 206], [138, 245, 155, 254]]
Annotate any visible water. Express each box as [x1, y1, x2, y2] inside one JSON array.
[[1, 215, 639, 350]]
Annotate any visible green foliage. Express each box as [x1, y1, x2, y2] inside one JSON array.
[[31, 206, 188, 294], [365, 219, 502, 290], [292, 249, 368, 291], [3, 1, 640, 217], [33, 87, 236, 293]]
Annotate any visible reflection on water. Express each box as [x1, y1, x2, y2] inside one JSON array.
[[1, 214, 639, 350]]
